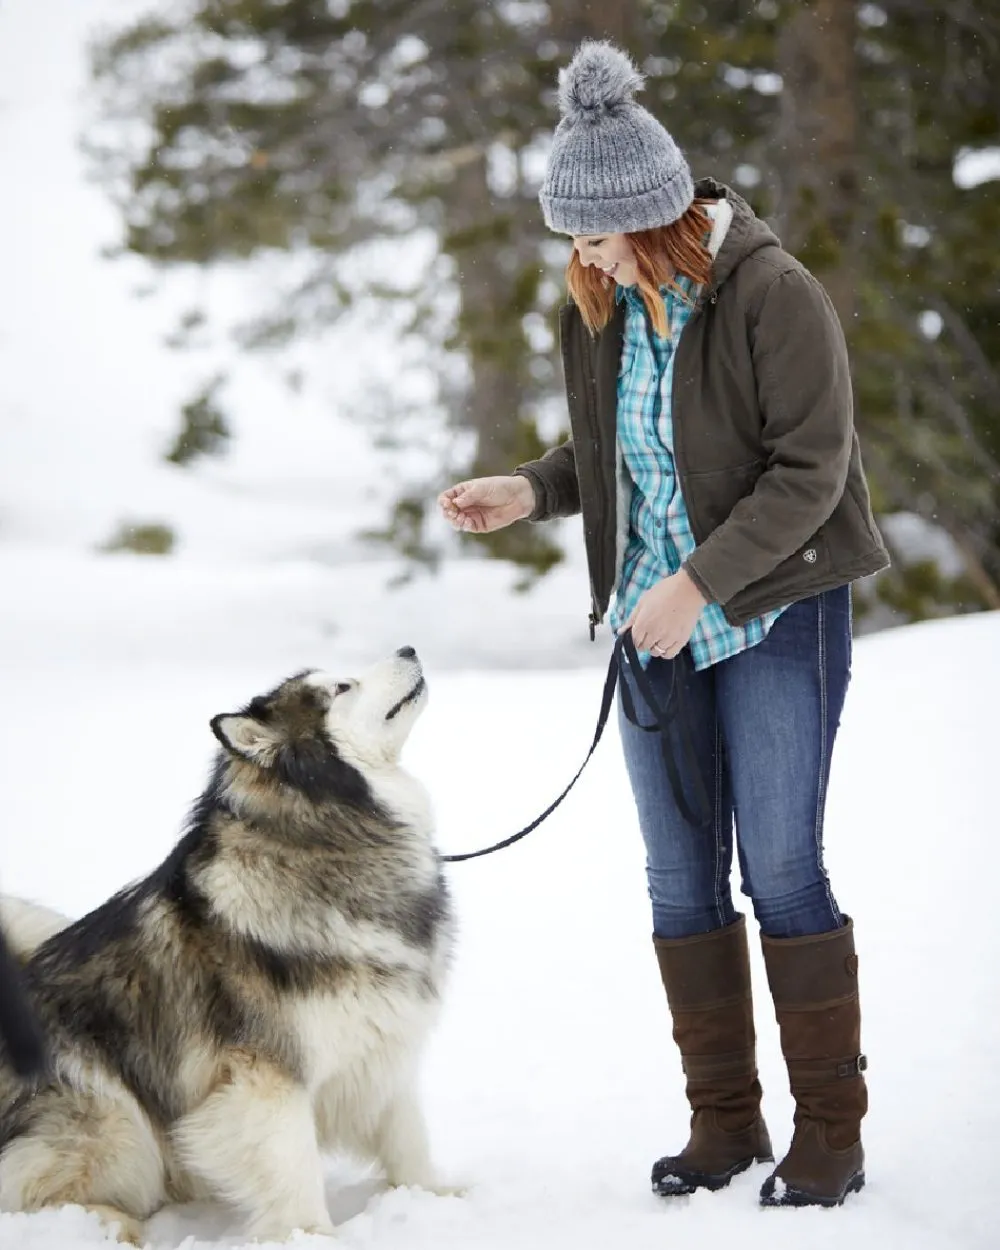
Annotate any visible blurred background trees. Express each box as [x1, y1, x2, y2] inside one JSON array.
[[87, 0, 1000, 624]]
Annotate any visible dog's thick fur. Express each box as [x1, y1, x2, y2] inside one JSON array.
[[0, 648, 454, 1243]]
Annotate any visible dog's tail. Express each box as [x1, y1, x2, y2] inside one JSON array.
[[0, 922, 48, 1078], [0, 897, 71, 1079]]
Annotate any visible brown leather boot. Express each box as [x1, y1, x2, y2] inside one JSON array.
[[651, 915, 773, 1197], [759, 919, 868, 1208]]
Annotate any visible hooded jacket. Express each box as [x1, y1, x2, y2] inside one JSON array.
[[515, 179, 889, 633]]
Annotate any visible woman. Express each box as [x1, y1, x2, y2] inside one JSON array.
[[438, 41, 888, 1209]]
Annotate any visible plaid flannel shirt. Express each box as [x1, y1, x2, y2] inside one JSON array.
[[608, 272, 786, 670]]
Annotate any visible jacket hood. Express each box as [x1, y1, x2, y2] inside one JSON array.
[[694, 177, 781, 294]]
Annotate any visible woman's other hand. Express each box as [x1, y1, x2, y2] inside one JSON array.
[[438, 476, 536, 534], [624, 569, 708, 659]]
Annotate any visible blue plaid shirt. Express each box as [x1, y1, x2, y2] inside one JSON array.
[[609, 275, 785, 670]]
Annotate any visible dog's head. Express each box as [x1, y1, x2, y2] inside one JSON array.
[[210, 647, 427, 803]]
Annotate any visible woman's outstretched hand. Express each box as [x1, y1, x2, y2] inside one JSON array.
[[438, 476, 536, 534]]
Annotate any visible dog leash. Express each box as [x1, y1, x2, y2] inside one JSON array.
[[440, 631, 712, 864]]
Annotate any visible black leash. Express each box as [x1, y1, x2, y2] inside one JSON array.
[[440, 631, 712, 864]]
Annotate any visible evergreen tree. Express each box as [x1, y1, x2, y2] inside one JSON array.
[[88, 0, 1000, 616], [164, 375, 230, 466], [638, 0, 1000, 615]]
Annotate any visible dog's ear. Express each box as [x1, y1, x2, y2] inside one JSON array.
[[210, 713, 281, 762]]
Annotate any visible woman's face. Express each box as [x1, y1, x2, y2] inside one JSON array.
[[572, 233, 639, 287]]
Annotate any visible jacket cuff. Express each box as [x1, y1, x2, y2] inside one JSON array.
[[682, 556, 721, 607], [512, 467, 548, 523]]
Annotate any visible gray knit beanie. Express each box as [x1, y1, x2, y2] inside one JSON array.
[[539, 41, 694, 236]]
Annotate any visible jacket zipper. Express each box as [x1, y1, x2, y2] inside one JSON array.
[[671, 289, 718, 546], [588, 323, 612, 639]]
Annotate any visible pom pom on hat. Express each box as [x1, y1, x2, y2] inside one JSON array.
[[540, 39, 695, 235], [557, 40, 644, 122]]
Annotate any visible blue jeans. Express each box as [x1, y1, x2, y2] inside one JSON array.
[[617, 587, 851, 941]]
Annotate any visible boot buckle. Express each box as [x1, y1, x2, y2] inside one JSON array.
[[837, 1054, 868, 1078]]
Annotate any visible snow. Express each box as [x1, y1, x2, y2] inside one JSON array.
[[0, 558, 997, 1250], [953, 147, 1000, 190], [1, 3, 998, 1248], [0, 0, 426, 561], [878, 513, 966, 579]]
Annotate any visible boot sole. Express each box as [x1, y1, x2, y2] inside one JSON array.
[[653, 1153, 775, 1198], [759, 1170, 865, 1208]]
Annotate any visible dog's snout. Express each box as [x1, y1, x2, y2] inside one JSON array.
[[396, 646, 417, 660]]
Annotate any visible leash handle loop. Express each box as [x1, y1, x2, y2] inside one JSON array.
[[618, 633, 714, 830]]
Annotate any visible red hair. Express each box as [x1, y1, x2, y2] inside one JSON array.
[[566, 201, 715, 338]]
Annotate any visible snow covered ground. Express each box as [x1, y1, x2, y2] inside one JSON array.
[[0, 557, 996, 1250]]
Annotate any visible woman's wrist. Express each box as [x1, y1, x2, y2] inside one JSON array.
[[511, 473, 537, 518], [676, 566, 709, 606]]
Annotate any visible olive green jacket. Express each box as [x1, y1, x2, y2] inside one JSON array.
[[515, 179, 889, 632]]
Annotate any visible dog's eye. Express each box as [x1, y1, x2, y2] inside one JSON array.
[[334, 682, 354, 696]]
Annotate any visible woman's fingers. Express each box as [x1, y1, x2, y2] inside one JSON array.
[[438, 485, 474, 525], [439, 481, 483, 516], [439, 477, 531, 534], [441, 484, 497, 528], [439, 485, 467, 508]]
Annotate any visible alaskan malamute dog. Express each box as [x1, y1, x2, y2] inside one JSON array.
[[0, 647, 455, 1244]]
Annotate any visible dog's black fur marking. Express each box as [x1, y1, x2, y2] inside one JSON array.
[[0, 924, 47, 1080]]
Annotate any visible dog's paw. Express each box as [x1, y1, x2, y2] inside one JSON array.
[[389, 1176, 470, 1199], [83, 1204, 146, 1246], [427, 1180, 469, 1199]]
